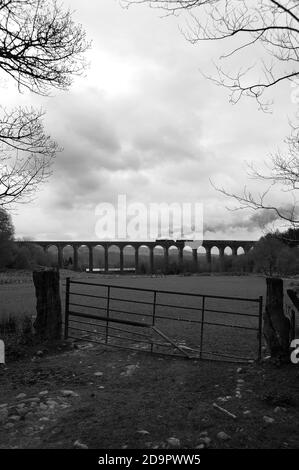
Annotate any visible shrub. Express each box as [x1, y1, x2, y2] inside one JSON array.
[[9, 242, 51, 269], [277, 246, 299, 275], [0, 314, 35, 360], [0, 209, 15, 268]]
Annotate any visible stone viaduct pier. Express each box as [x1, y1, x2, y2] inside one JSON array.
[[19, 239, 256, 273]]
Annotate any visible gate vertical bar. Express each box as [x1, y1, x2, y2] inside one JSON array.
[[199, 296, 205, 359], [151, 291, 157, 354], [105, 285, 111, 344], [258, 295, 263, 361], [64, 277, 70, 340]]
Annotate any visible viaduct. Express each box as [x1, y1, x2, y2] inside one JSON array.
[[18, 239, 256, 273]]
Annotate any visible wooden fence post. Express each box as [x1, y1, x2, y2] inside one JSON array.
[[263, 277, 291, 361], [32, 269, 62, 341]]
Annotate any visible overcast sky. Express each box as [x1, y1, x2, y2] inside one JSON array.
[[6, 0, 297, 241]]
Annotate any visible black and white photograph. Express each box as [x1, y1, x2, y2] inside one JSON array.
[[0, 0, 298, 457]]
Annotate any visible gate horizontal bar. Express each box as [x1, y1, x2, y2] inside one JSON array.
[[69, 310, 151, 328], [69, 318, 152, 339], [69, 292, 108, 300], [68, 280, 261, 303], [69, 302, 107, 311]]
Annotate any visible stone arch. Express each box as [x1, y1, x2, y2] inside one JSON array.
[[237, 246, 245, 255], [108, 244, 120, 271], [153, 244, 166, 273], [138, 245, 151, 274], [183, 245, 192, 271], [183, 245, 192, 257], [211, 246, 220, 256], [224, 246, 233, 256], [123, 244, 136, 271], [46, 244, 59, 267], [210, 246, 220, 271], [93, 245, 105, 272], [197, 245, 206, 255], [168, 245, 179, 273], [168, 245, 179, 261], [62, 244, 75, 269], [196, 245, 206, 272], [77, 244, 89, 271], [223, 246, 233, 272]]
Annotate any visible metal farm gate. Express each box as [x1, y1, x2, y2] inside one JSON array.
[[64, 279, 263, 363]]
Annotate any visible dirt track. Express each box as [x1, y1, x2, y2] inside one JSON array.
[[0, 342, 299, 449]]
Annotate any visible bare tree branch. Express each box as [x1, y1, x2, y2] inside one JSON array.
[[0, 0, 89, 207], [0, 107, 57, 205], [123, 0, 299, 109], [0, 0, 90, 95], [124, 0, 299, 226]]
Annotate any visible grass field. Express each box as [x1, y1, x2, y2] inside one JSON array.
[[0, 272, 266, 315]]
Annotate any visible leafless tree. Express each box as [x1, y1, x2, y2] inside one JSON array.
[[124, 0, 299, 225], [0, 0, 89, 206]]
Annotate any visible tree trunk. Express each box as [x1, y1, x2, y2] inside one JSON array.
[[33, 269, 62, 341], [263, 277, 291, 361]]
